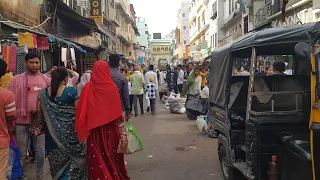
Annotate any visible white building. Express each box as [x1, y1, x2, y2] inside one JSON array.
[[217, 0, 243, 47], [189, 0, 211, 61], [207, 0, 218, 52]]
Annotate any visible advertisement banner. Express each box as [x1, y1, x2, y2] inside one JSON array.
[[90, 0, 103, 24], [138, 57, 144, 65], [83, 53, 97, 71]]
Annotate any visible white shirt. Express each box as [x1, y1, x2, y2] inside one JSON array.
[[145, 71, 158, 89], [177, 69, 184, 85], [201, 86, 209, 98], [67, 71, 79, 87]]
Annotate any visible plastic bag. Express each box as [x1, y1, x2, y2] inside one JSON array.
[[179, 107, 186, 114], [126, 121, 144, 154], [196, 116, 207, 134], [7, 137, 23, 180]]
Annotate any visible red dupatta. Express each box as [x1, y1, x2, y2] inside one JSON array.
[[75, 60, 122, 142]]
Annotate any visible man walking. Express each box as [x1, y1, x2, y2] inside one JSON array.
[[144, 64, 158, 90], [9, 52, 50, 180], [177, 65, 184, 93], [109, 54, 131, 119], [130, 65, 144, 117], [0, 59, 16, 180]]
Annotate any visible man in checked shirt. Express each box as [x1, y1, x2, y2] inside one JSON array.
[[109, 54, 131, 120], [145, 76, 157, 115]]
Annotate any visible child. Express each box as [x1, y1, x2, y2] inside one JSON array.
[[146, 76, 157, 115]]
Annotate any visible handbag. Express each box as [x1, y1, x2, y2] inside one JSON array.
[[7, 137, 23, 180], [29, 93, 45, 136], [126, 121, 144, 154], [186, 94, 203, 113]]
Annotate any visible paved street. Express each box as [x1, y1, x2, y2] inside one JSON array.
[[28, 99, 224, 180]]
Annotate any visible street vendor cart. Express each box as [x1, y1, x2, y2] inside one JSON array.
[[208, 22, 320, 180]]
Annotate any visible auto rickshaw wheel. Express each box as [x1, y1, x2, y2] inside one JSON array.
[[219, 145, 235, 180]]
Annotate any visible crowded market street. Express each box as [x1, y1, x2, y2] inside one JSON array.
[[28, 100, 224, 180]]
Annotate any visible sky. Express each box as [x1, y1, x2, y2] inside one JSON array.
[[130, 0, 185, 36]]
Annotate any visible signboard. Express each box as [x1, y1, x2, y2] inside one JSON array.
[[201, 49, 209, 58], [83, 53, 97, 71], [189, 45, 197, 51], [200, 41, 208, 49], [90, 0, 103, 24]]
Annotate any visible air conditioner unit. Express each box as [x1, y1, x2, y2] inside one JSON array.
[[78, 0, 88, 8]]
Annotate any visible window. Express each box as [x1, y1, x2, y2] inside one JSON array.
[[244, 16, 248, 34], [211, 35, 213, 48], [145, 24, 147, 27], [183, 13, 186, 17], [215, 33, 218, 47], [183, 26, 186, 30], [198, 17, 201, 31], [202, 11, 205, 22], [184, 40, 187, 44], [129, 52, 132, 56], [229, 0, 232, 14], [145, 31, 148, 34]]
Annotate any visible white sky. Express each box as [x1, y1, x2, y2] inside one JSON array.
[[131, 0, 185, 36]]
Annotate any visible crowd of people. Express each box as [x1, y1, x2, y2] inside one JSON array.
[[0, 50, 211, 180], [0, 53, 133, 180]]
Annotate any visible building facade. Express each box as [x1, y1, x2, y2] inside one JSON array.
[[189, 0, 211, 62], [150, 39, 171, 70], [136, 17, 152, 66]]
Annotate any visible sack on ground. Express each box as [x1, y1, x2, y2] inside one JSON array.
[[196, 116, 207, 134], [7, 137, 23, 180], [126, 121, 144, 154], [168, 94, 187, 114]]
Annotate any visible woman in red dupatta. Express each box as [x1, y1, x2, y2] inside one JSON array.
[[75, 60, 130, 180]]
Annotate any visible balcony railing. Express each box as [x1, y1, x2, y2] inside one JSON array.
[[254, 2, 272, 28]]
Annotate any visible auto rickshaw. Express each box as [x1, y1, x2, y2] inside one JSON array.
[[208, 22, 320, 180]]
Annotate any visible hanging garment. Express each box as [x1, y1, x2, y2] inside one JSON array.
[[18, 32, 37, 49], [9, 46, 17, 72], [40, 51, 47, 72], [37, 37, 49, 50], [2, 46, 9, 70], [16, 46, 28, 74], [70, 47, 77, 67], [61, 48, 67, 67]]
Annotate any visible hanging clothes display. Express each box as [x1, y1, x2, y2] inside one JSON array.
[[16, 45, 28, 75], [8, 46, 17, 72], [37, 37, 49, 50], [2, 46, 9, 69], [18, 32, 37, 49], [40, 51, 48, 72], [61, 47, 67, 67], [70, 47, 77, 67]]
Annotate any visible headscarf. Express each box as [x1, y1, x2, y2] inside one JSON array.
[[0, 72, 13, 89], [77, 72, 91, 94], [75, 60, 122, 142]]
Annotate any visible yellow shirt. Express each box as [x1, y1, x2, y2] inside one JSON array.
[[0, 73, 14, 89], [18, 32, 36, 49], [200, 72, 207, 87]]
